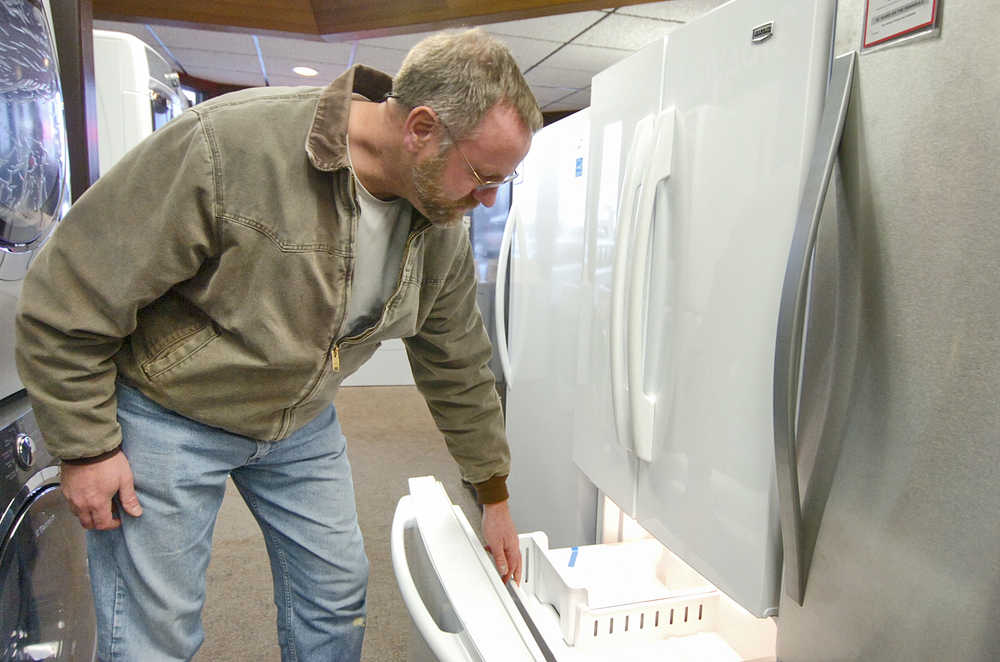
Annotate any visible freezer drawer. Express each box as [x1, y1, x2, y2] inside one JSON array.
[[393, 477, 775, 661], [391, 476, 548, 662]]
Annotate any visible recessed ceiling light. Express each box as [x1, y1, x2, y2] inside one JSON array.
[[293, 66, 318, 77]]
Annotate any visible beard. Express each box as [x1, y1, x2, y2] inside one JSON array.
[[412, 151, 479, 228]]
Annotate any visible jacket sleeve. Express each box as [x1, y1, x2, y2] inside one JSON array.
[[15, 109, 218, 461], [403, 237, 510, 504]]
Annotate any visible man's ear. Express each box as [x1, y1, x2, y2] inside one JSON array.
[[403, 106, 439, 153]]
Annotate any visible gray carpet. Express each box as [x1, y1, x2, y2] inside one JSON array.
[[193, 386, 483, 662]]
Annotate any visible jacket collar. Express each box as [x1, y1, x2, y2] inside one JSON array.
[[306, 65, 394, 172]]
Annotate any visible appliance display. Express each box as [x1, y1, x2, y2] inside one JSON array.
[[92, 29, 187, 176], [1, 2, 97, 659], [495, 109, 598, 549], [395, 0, 839, 658], [394, 1, 1000, 660]]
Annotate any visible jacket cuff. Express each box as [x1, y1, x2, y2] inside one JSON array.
[[473, 474, 509, 505], [61, 446, 123, 465]]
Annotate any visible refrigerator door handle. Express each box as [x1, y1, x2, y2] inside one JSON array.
[[611, 114, 657, 454], [495, 203, 518, 387], [391, 494, 472, 661], [773, 50, 856, 604], [628, 107, 676, 463]]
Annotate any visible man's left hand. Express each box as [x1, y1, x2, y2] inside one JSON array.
[[481, 500, 521, 584]]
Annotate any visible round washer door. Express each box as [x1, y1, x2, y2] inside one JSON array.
[[1, 483, 96, 661]]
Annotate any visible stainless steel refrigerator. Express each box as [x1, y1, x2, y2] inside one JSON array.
[[775, 1, 1000, 659]]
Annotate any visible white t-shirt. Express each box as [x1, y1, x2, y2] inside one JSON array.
[[342, 146, 411, 338]]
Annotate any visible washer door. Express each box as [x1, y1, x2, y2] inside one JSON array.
[[1, 484, 96, 661], [0, 0, 70, 256]]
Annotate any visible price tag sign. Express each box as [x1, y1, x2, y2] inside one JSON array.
[[862, 0, 940, 50]]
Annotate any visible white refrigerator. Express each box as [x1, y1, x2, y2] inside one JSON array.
[[393, 0, 841, 659], [495, 108, 598, 550]]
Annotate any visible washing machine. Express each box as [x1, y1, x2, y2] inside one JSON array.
[[1, 0, 99, 659], [1, 397, 96, 661]]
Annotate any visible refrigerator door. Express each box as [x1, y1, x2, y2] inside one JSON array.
[[574, 38, 667, 516], [504, 110, 598, 549], [777, 3, 1000, 661], [391, 476, 548, 662], [632, 0, 836, 617]]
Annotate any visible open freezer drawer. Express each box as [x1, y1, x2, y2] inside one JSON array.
[[393, 477, 775, 662]]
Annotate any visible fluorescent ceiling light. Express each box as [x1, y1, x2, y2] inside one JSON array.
[[293, 66, 318, 77]]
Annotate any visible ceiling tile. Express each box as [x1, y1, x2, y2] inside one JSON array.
[[358, 30, 441, 51], [542, 88, 591, 112], [485, 11, 606, 42], [351, 45, 409, 76], [183, 66, 265, 87], [531, 85, 583, 107], [148, 24, 256, 55], [573, 13, 679, 51], [257, 35, 354, 65], [170, 47, 262, 75], [525, 65, 593, 89], [92, 20, 174, 64], [487, 34, 563, 72], [539, 43, 631, 73], [262, 56, 348, 83], [615, 0, 730, 23]]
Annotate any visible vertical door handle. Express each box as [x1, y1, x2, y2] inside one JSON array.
[[495, 203, 518, 387], [773, 51, 856, 605], [627, 107, 676, 463], [611, 115, 657, 454]]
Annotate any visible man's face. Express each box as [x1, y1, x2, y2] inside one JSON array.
[[412, 149, 480, 228], [411, 104, 532, 228]]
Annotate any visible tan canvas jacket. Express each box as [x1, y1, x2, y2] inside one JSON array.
[[15, 65, 510, 503]]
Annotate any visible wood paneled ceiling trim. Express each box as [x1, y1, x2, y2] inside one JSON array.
[[93, 0, 651, 40]]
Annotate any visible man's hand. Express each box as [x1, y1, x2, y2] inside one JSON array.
[[482, 500, 521, 584], [61, 452, 143, 530]]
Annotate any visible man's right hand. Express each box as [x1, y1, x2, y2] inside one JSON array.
[[61, 452, 143, 529]]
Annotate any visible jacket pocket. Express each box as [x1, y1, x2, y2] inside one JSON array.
[[141, 323, 220, 379]]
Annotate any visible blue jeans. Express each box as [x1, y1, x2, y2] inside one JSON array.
[[88, 382, 368, 662]]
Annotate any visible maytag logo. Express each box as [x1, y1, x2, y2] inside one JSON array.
[[752, 22, 774, 43]]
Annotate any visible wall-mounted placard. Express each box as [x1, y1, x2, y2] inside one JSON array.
[[862, 0, 941, 52]]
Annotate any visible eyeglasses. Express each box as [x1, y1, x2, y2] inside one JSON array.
[[436, 119, 519, 190], [385, 93, 518, 191]]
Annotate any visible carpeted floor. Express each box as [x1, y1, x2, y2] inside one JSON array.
[[193, 386, 483, 662]]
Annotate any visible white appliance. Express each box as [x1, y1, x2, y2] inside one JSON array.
[[395, 1, 1000, 661], [573, 0, 836, 618], [92, 30, 187, 176], [495, 109, 598, 549]]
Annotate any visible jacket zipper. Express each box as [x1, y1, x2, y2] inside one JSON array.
[[330, 223, 431, 372]]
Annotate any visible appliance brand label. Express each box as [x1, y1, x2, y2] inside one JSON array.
[[752, 22, 774, 43]]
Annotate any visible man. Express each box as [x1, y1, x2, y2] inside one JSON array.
[[15, 28, 541, 662]]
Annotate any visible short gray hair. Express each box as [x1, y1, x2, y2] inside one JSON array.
[[392, 28, 543, 142]]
